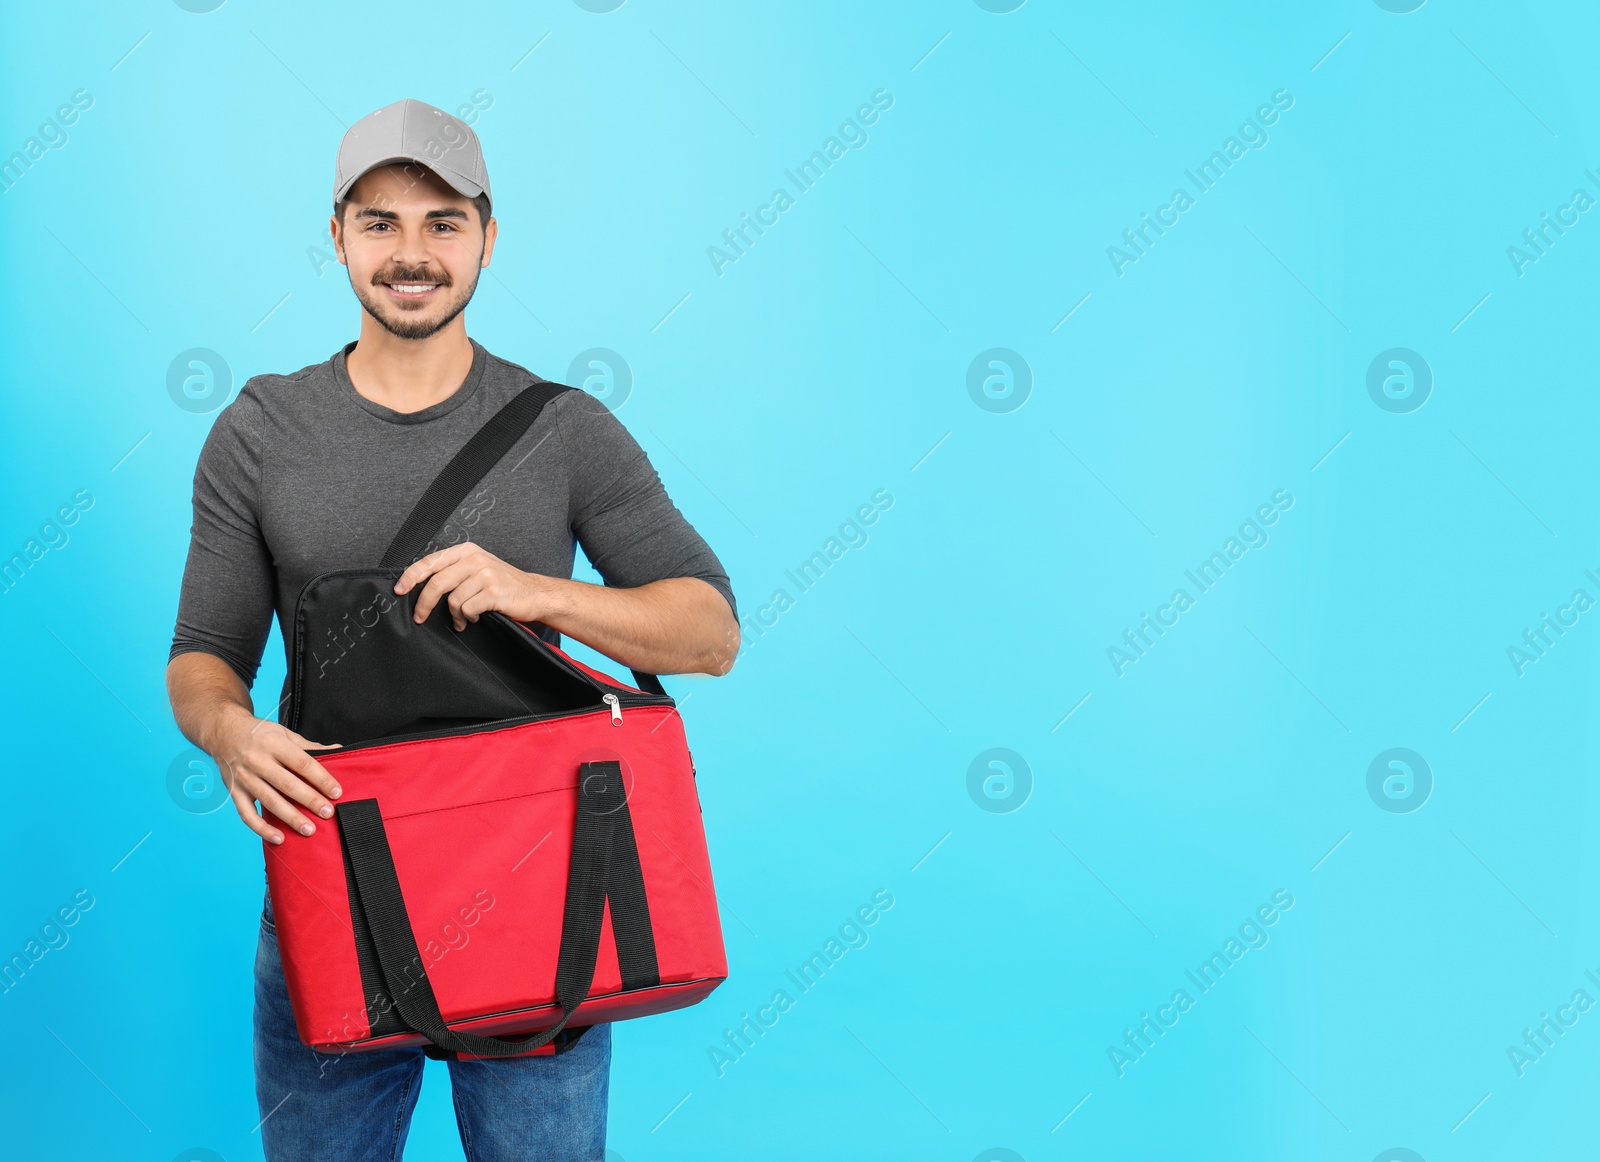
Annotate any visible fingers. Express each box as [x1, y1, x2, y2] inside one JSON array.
[[250, 771, 319, 841], [218, 727, 345, 845], [231, 769, 314, 844], [231, 782, 286, 845], [393, 546, 450, 595], [282, 726, 342, 752], [280, 746, 343, 813], [394, 542, 478, 596], [410, 560, 479, 625], [256, 760, 335, 835], [262, 725, 343, 812], [453, 580, 497, 628], [446, 572, 496, 631]]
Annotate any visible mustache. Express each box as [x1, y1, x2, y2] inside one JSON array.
[[373, 267, 452, 286]]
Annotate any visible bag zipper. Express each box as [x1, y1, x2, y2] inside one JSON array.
[[321, 696, 675, 756]]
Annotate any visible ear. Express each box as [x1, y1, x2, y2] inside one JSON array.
[[329, 211, 348, 266], [480, 216, 497, 267]]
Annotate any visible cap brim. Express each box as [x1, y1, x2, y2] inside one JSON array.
[[335, 155, 487, 205]]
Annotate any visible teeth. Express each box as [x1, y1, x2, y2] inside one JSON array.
[[389, 283, 438, 294]]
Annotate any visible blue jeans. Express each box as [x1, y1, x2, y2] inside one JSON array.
[[253, 885, 611, 1161]]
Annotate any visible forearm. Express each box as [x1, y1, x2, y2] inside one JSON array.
[[536, 575, 739, 676], [166, 651, 257, 755]]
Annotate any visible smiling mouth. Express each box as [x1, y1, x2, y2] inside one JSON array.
[[383, 281, 444, 299]]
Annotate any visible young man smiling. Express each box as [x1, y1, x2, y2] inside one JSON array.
[[165, 98, 738, 1161]]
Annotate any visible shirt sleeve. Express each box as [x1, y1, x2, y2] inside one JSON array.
[[168, 384, 276, 687], [555, 391, 737, 621]]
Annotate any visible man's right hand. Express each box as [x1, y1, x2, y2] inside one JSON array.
[[211, 704, 343, 845]]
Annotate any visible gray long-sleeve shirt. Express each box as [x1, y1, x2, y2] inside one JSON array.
[[168, 337, 736, 713]]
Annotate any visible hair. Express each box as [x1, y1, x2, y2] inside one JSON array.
[[335, 190, 491, 231]]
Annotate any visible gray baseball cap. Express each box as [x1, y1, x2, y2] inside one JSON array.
[[334, 98, 491, 212]]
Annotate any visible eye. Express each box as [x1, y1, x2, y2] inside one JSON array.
[[431, 222, 457, 233]]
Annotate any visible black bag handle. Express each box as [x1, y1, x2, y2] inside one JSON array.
[[379, 381, 667, 697], [334, 760, 660, 1060]]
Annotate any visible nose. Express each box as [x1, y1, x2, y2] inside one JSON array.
[[388, 222, 436, 271]]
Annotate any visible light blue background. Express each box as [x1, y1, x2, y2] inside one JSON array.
[[1, 1, 1595, 1159]]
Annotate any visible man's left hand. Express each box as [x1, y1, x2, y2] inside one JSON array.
[[394, 542, 550, 631]]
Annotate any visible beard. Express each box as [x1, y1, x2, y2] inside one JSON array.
[[352, 254, 483, 341]]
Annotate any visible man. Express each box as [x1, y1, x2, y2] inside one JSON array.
[[165, 98, 738, 1161]]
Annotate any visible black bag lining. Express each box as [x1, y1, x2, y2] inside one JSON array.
[[287, 568, 671, 747]]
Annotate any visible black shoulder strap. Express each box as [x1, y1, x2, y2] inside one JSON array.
[[379, 380, 669, 697], [381, 382, 570, 569]]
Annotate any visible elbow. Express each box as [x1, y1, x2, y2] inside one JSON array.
[[672, 580, 739, 676], [701, 610, 740, 676]]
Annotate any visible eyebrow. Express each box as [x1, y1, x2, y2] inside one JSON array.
[[353, 207, 469, 221]]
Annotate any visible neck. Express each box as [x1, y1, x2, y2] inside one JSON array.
[[345, 314, 475, 414]]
